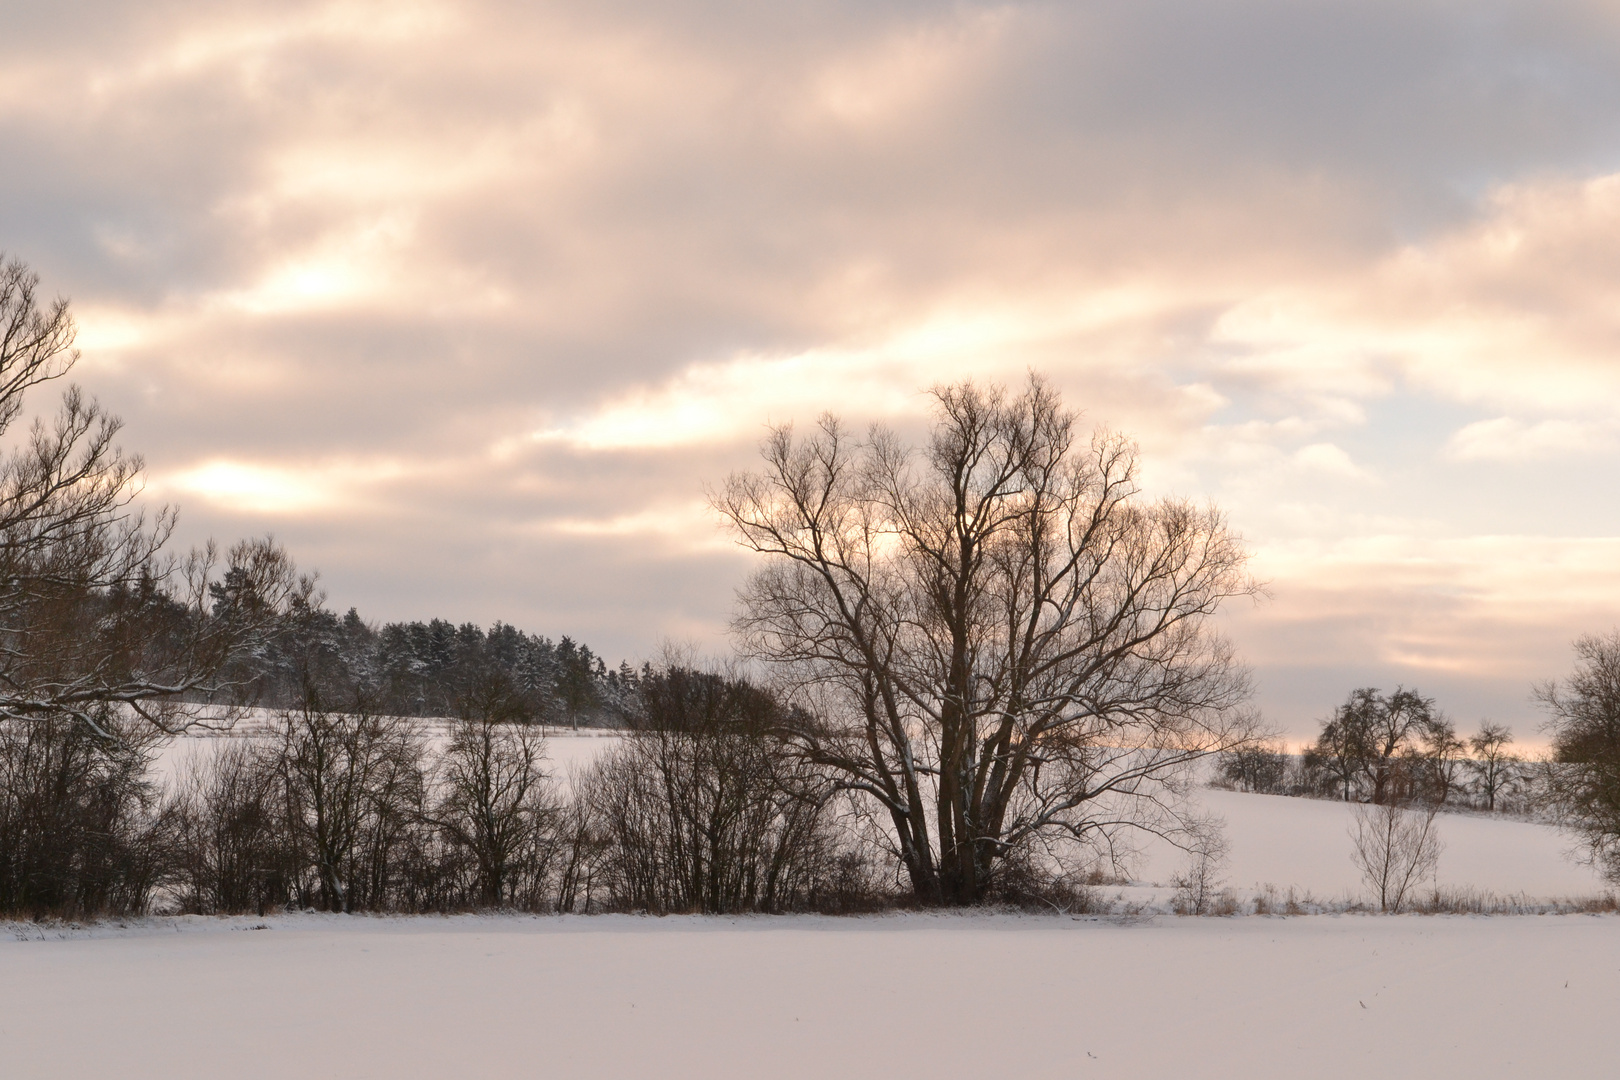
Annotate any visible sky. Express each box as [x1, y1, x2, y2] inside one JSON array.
[[5, 0, 1620, 743]]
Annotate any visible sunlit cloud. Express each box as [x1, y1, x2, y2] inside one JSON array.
[[541, 502, 733, 553], [1211, 171, 1620, 420], [538, 287, 1216, 452], [88, 0, 458, 99], [210, 217, 425, 316], [160, 458, 413, 515], [1233, 532, 1620, 712], [538, 348, 932, 452], [70, 306, 167, 357], [805, 8, 1009, 130]]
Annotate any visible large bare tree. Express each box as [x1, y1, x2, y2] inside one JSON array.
[[0, 255, 304, 734], [716, 376, 1262, 905]]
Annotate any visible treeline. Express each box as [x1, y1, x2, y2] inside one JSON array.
[[234, 589, 634, 725], [1216, 686, 1538, 816], [0, 666, 882, 919]]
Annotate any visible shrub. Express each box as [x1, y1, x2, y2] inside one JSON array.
[[0, 713, 175, 917]]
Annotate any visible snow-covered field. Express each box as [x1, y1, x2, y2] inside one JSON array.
[[3, 911, 1616, 1079], [56, 737, 1608, 1078]]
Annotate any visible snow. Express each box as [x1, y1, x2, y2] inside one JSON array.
[[2, 911, 1616, 1078], [150, 725, 619, 789], [58, 744, 1611, 1077], [1133, 788, 1606, 902]]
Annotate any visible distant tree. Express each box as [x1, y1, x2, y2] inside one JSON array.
[[601, 661, 642, 717], [485, 621, 525, 670], [554, 636, 602, 728], [425, 618, 457, 678], [1412, 718, 1466, 806], [1466, 722, 1520, 812], [1215, 741, 1290, 794], [1308, 687, 1446, 804], [1305, 712, 1364, 801], [1537, 632, 1620, 881], [345, 618, 613, 723]]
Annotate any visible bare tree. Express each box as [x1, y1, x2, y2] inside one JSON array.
[[1350, 801, 1443, 913], [1305, 712, 1364, 801], [551, 788, 603, 914], [584, 665, 847, 914], [0, 255, 306, 734], [1214, 740, 1290, 794], [1412, 718, 1466, 806], [0, 708, 175, 916], [275, 687, 426, 912], [1536, 632, 1620, 881], [429, 674, 554, 908], [1466, 722, 1520, 812], [1309, 687, 1445, 805], [1169, 820, 1230, 915], [715, 376, 1263, 905], [172, 740, 290, 915]]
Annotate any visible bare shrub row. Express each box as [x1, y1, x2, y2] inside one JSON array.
[[0, 667, 886, 919]]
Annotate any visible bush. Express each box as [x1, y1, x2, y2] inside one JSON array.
[[583, 666, 865, 914], [0, 713, 175, 917], [7, 672, 882, 919], [1169, 824, 1230, 915], [172, 740, 291, 915], [1214, 743, 1290, 794]]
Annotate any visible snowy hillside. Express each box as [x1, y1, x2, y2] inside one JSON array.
[[1133, 788, 1606, 904]]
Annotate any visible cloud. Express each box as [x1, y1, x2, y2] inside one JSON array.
[[1210, 172, 1620, 419], [1293, 443, 1372, 480], [158, 457, 419, 516], [1224, 532, 1620, 736], [534, 287, 1214, 452], [4, 0, 1620, 731], [1443, 417, 1616, 461]]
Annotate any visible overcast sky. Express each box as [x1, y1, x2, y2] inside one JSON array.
[[5, 0, 1620, 741]]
